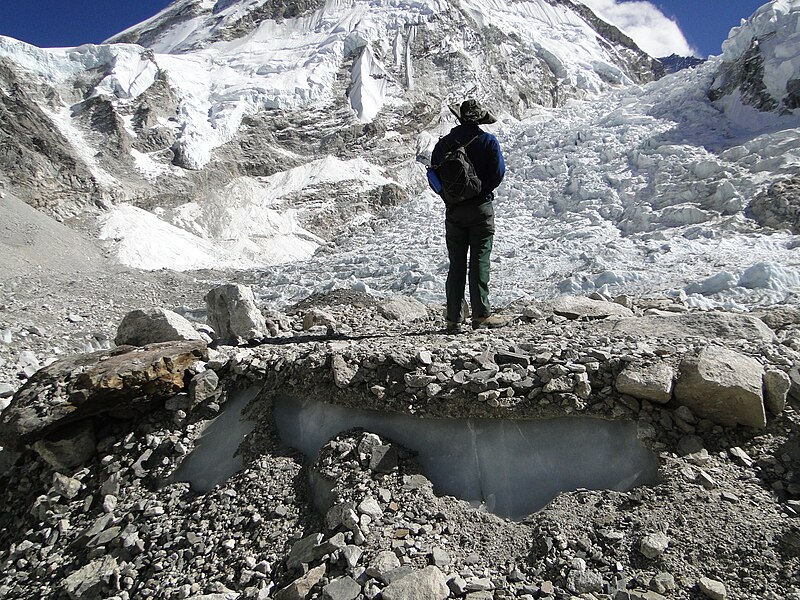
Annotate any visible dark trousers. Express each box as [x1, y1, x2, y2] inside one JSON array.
[[445, 199, 494, 322]]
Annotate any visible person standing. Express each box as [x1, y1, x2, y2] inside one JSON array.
[[430, 99, 506, 331]]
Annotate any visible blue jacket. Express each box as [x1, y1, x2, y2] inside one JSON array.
[[431, 124, 505, 201]]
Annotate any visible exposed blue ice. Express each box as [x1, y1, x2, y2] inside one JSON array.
[[274, 395, 660, 519]]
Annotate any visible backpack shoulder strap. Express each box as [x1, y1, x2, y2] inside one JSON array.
[[435, 132, 484, 167]]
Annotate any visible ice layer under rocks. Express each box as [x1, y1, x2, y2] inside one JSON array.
[[168, 389, 659, 520]]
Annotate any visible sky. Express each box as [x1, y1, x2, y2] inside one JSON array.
[[0, 0, 773, 58]]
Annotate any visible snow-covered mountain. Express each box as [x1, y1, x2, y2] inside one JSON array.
[[0, 0, 799, 308]]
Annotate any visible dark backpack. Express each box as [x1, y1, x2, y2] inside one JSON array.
[[434, 134, 483, 205]]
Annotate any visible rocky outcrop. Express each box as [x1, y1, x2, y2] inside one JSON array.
[[0, 60, 103, 216], [747, 176, 800, 234], [0, 340, 207, 449], [115, 307, 205, 346], [674, 346, 766, 429]]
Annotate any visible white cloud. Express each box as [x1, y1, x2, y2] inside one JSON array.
[[580, 0, 699, 58]]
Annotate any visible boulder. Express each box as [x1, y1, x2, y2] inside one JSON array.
[[604, 312, 776, 343], [189, 369, 220, 408], [205, 284, 267, 342], [380, 566, 449, 600], [378, 296, 429, 321], [674, 346, 766, 429], [763, 369, 790, 414], [615, 362, 675, 404], [0, 341, 207, 449], [115, 308, 204, 346], [550, 295, 634, 320]]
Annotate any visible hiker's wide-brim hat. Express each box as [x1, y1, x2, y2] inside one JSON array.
[[449, 99, 497, 125]]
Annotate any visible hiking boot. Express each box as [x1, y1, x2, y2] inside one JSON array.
[[472, 315, 507, 329], [445, 320, 464, 333]]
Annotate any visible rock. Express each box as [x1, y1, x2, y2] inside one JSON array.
[[52, 472, 82, 500], [381, 566, 449, 600], [63, 555, 119, 599], [676, 435, 704, 456], [566, 569, 603, 594], [357, 497, 383, 520], [275, 564, 326, 600], [205, 284, 267, 342], [763, 369, 790, 414], [698, 576, 727, 600], [755, 304, 800, 330], [0, 341, 207, 449], [322, 576, 360, 600], [674, 346, 766, 429], [747, 176, 800, 235], [331, 355, 356, 388], [17, 350, 40, 378], [0, 383, 15, 399], [378, 296, 429, 321], [729, 446, 754, 467], [550, 295, 634, 320], [650, 572, 676, 594], [303, 308, 337, 331], [369, 444, 398, 473], [615, 592, 667, 600], [495, 351, 530, 368], [189, 369, 220, 407], [615, 362, 675, 404], [430, 547, 450, 568], [639, 532, 669, 559], [31, 420, 97, 470], [286, 533, 325, 570], [341, 545, 363, 569], [365, 550, 401, 581], [114, 308, 204, 346], [790, 367, 800, 401], [604, 312, 775, 343]]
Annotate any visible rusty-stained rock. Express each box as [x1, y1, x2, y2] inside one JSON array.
[[0, 340, 207, 449]]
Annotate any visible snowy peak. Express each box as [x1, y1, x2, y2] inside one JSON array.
[[106, 0, 326, 53], [710, 0, 800, 119]]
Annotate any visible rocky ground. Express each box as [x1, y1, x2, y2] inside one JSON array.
[[0, 264, 798, 600]]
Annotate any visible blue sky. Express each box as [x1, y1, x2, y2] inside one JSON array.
[[0, 0, 771, 57]]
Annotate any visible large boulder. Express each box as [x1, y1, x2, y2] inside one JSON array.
[[378, 296, 429, 321], [115, 307, 204, 346], [0, 340, 207, 449], [674, 346, 766, 429], [205, 284, 267, 343], [615, 362, 675, 404], [550, 295, 634, 320], [604, 311, 776, 343]]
